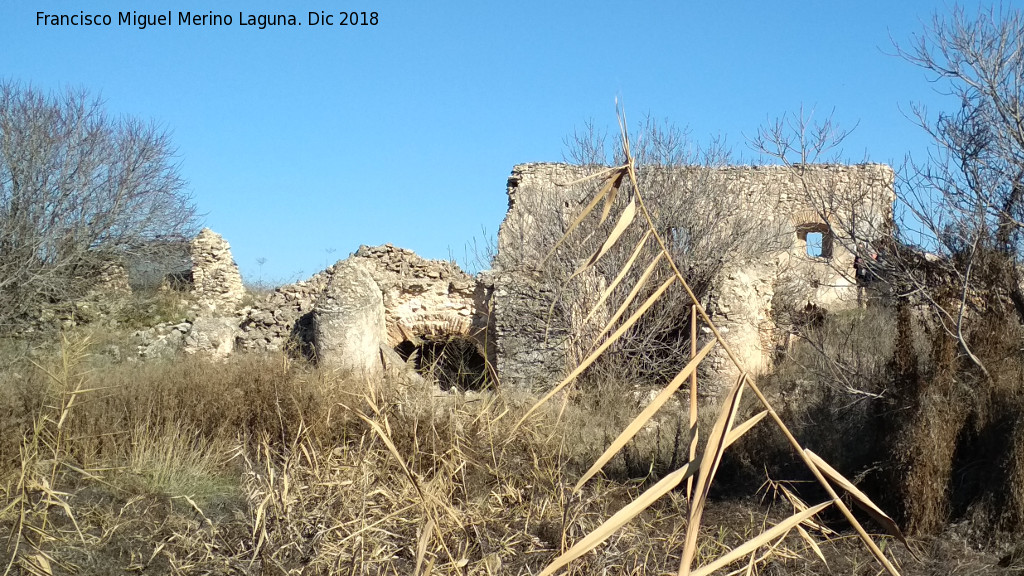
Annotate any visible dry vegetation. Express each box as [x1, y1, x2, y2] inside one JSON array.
[[5, 6, 1024, 567], [1, 332, 687, 575], [0, 321, 1020, 575], [0, 331, 1015, 576]]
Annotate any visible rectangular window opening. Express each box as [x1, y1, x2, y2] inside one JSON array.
[[806, 232, 825, 258]]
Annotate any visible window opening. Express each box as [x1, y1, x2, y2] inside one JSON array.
[[796, 223, 833, 259], [806, 232, 824, 258]]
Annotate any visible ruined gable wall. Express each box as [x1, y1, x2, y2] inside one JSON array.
[[497, 163, 601, 268]]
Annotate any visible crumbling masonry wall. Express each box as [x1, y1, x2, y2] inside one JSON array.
[[236, 244, 490, 365], [189, 228, 246, 313], [125, 160, 893, 394], [492, 162, 895, 390], [134, 238, 490, 372]]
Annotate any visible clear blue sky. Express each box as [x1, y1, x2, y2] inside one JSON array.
[[0, 1, 989, 282]]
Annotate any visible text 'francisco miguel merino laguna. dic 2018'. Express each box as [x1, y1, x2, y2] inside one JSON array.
[[36, 11, 379, 29]]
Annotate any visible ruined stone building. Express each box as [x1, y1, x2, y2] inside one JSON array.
[[491, 162, 895, 390], [135, 162, 894, 396]]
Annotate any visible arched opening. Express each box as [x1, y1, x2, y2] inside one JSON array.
[[394, 335, 490, 391]]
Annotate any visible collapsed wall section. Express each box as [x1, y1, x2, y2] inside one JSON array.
[[237, 244, 492, 377]]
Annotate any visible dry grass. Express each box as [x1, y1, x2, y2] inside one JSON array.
[[0, 110, 907, 576], [0, 332, 795, 575], [0, 324, 1020, 574]]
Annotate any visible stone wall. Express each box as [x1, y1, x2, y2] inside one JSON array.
[[189, 228, 246, 313], [493, 162, 895, 390], [119, 158, 895, 394], [480, 270, 566, 389], [130, 238, 491, 374], [92, 261, 133, 296], [490, 164, 615, 388], [705, 164, 894, 380], [236, 244, 490, 362]]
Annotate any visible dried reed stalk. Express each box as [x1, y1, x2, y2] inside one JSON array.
[[518, 104, 908, 576]]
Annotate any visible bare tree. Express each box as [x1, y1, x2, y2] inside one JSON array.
[[753, 105, 1000, 380], [754, 5, 1024, 381], [896, 5, 1024, 326], [0, 81, 197, 331]]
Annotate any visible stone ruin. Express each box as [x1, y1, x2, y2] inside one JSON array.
[[235, 245, 488, 354], [126, 162, 895, 394], [312, 260, 387, 379], [188, 228, 247, 312], [91, 261, 133, 296], [132, 228, 246, 359], [130, 233, 492, 386], [490, 162, 895, 390], [137, 242, 489, 387]]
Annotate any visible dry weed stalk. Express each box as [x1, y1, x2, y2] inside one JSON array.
[[1, 334, 92, 576], [517, 106, 911, 576]]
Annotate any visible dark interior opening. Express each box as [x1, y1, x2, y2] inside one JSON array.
[[395, 335, 489, 391], [395, 340, 418, 362], [163, 269, 194, 291]]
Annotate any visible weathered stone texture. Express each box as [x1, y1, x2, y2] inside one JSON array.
[[237, 273, 328, 353], [312, 260, 386, 377], [490, 164, 626, 389], [235, 244, 490, 359], [498, 163, 599, 269], [134, 322, 191, 358], [482, 270, 568, 390], [92, 261, 133, 296], [352, 244, 485, 348], [190, 228, 245, 313], [184, 316, 240, 359]]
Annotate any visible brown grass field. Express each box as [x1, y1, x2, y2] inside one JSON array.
[[0, 331, 1019, 576]]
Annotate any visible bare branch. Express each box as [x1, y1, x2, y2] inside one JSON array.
[[0, 81, 198, 331]]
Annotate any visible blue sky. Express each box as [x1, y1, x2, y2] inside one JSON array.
[[0, 1, 992, 282]]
